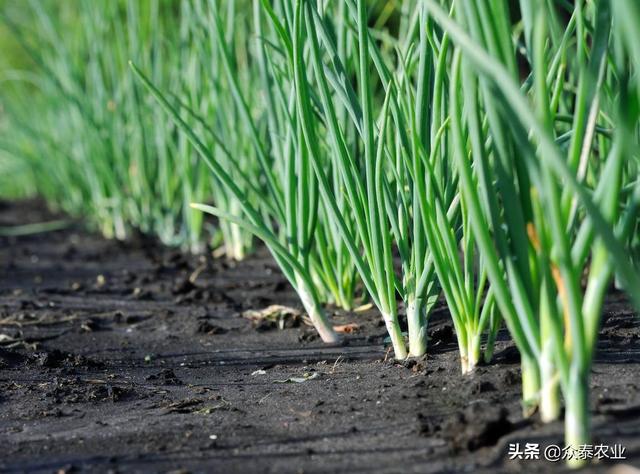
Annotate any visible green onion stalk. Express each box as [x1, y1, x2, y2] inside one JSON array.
[[292, 0, 451, 358], [290, 0, 404, 355], [347, 0, 445, 358], [385, 3, 443, 360], [132, 0, 373, 343], [256, 0, 360, 310], [389, 2, 500, 373]]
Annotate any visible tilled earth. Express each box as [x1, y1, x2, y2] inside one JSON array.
[[0, 199, 639, 473]]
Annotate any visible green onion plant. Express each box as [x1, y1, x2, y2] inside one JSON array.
[[425, 0, 640, 466]]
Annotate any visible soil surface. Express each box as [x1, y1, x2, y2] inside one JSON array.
[[1, 199, 639, 474]]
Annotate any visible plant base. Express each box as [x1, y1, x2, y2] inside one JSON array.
[[539, 355, 561, 422], [565, 378, 590, 468], [460, 340, 480, 375], [382, 311, 408, 359], [296, 278, 340, 344], [521, 356, 541, 417], [406, 300, 427, 357]]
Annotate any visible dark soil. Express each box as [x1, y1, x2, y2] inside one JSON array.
[[1, 199, 639, 473]]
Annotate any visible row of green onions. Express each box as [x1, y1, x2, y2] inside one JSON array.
[[2, 0, 640, 468]]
